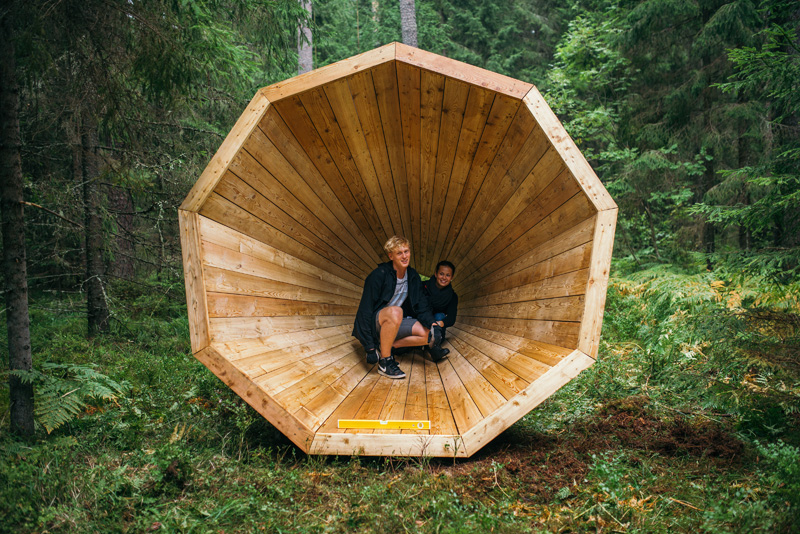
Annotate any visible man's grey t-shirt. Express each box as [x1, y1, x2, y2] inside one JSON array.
[[387, 271, 408, 308]]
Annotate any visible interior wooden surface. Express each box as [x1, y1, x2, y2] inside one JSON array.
[[182, 52, 614, 455]]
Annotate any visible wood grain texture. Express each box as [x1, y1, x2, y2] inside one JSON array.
[[310, 433, 467, 457], [179, 210, 210, 353], [577, 209, 617, 358]]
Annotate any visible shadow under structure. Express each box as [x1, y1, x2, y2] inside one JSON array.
[[179, 43, 617, 457]]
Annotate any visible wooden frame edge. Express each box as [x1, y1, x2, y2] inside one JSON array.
[[179, 209, 210, 353], [180, 92, 271, 212], [395, 42, 533, 99], [462, 349, 594, 455], [309, 433, 469, 458], [261, 43, 397, 102], [577, 208, 618, 358], [522, 87, 617, 212], [195, 345, 315, 452]]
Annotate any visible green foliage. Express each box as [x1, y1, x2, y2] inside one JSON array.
[[8, 363, 126, 434]]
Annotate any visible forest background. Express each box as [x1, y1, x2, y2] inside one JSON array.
[[1, 0, 798, 532]]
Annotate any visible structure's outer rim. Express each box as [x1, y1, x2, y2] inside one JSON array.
[[462, 349, 594, 455], [181, 92, 271, 213], [195, 346, 315, 452], [578, 209, 618, 358], [261, 43, 397, 102], [310, 432, 469, 458], [522, 87, 617, 213], [179, 209, 211, 354]]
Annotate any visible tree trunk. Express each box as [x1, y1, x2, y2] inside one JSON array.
[[1, 8, 35, 437], [82, 117, 110, 336], [109, 185, 135, 280], [399, 0, 418, 47], [298, 0, 312, 75]]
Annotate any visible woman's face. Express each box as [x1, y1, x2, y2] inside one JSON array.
[[435, 265, 454, 289]]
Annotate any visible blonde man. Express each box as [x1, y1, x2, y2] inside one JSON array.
[[352, 236, 445, 379]]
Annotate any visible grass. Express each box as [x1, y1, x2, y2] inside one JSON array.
[[1, 267, 798, 533]]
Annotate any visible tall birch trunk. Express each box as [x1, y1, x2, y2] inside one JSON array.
[[399, 0, 417, 47], [1, 7, 35, 437], [298, 0, 312, 75]]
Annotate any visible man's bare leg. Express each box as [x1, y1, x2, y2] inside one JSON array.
[[378, 306, 403, 359], [392, 321, 430, 348]]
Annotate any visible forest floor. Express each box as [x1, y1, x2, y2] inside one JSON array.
[[1, 264, 799, 533]]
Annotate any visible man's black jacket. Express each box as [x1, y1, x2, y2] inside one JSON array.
[[352, 261, 435, 352], [421, 278, 458, 328]]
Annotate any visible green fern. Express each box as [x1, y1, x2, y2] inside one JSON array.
[[8, 363, 127, 433]]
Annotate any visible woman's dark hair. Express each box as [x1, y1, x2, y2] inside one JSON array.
[[435, 260, 455, 276]]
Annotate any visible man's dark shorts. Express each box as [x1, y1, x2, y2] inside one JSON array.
[[374, 307, 417, 340]]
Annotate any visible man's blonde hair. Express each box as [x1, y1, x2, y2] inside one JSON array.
[[384, 235, 410, 255]]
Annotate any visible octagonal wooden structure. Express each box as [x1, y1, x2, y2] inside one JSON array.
[[179, 43, 617, 457]]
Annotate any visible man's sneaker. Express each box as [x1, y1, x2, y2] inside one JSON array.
[[429, 345, 449, 363], [428, 324, 443, 347], [366, 349, 379, 365], [378, 357, 406, 379]]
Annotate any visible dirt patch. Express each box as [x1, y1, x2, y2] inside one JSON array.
[[433, 395, 744, 502]]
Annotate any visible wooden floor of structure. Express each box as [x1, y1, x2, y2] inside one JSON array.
[[212, 321, 576, 440]]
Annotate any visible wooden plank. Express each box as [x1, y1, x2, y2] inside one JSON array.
[[395, 43, 533, 99], [446, 343, 506, 417], [201, 240, 360, 301], [448, 121, 545, 267], [432, 86, 495, 265], [350, 371, 397, 434], [179, 210, 210, 353], [205, 179, 363, 283], [234, 133, 371, 275], [256, 344, 361, 396], [272, 96, 385, 258], [207, 293, 356, 319], [441, 95, 522, 261], [467, 153, 571, 266], [273, 349, 364, 414], [324, 78, 397, 242], [460, 295, 585, 323], [309, 433, 467, 457], [203, 265, 356, 306], [318, 371, 381, 433], [295, 88, 390, 252], [453, 324, 572, 367], [262, 43, 395, 102], [437, 355, 483, 434], [419, 70, 445, 269], [348, 70, 404, 237], [234, 332, 356, 377], [396, 61, 422, 253], [209, 315, 352, 343], [446, 333, 529, 399], [523, 87, 616, 211], [402, 353, 429, 434], [295, 359, 375, 431], [449, 327, 552, 381], [373, 365, 413, 435], [426, 77, 471, 273], [181, 92, 270, 212], [461, 194, 596, 285], [577, 209, 617, 358], [257, 109, 380, 269], [467, 268, 590, 308], [459, 315, 581, 348], [199, 216, 363, 295], [424, 357, 458, 435], [463, 349, 594, 456], [373, 61, 413, 241], [220, 324, 352, 361], [460, 240, 593, 304], [194, 346, 314, 452]]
